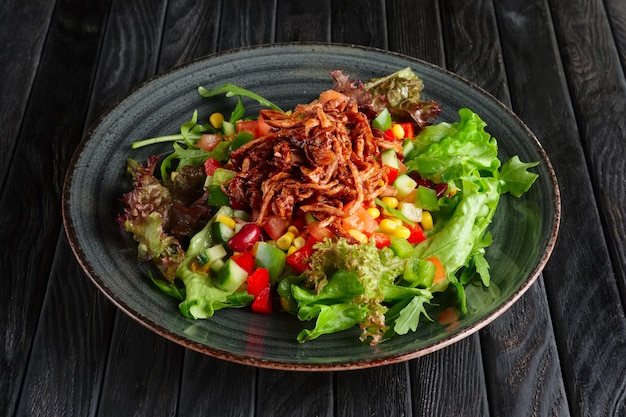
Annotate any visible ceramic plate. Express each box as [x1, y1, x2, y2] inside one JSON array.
[[62, 43, 560, 370]]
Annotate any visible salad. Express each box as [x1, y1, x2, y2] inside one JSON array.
[[117, 68, 539, 345]]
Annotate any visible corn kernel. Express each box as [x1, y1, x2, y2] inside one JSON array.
[[287, 245, 298, 255], [448, 187, 458, 197], [366, 207, 381, 219], [209, 112, 225, 129], [394, 226, 411, 239], [421, 211, 433, 230], [347, 229, 368, 244], [287, 225, 299, 235], [379, 218, 398, 234], [392, 123, 405, 139], [381, 196, 399, 209], [216, 213, 236, 229], [292, 236, 306, 249], [277, 232, 295, 250]]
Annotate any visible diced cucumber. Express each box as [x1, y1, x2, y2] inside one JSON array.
[[205, 244, 227, 262], [218, 258, 249, 292], [210, 258, 225, 274], [393, 174, 417, 198], [222, 121, 235, 138], [211, 221, 235, 244], [371, 108, 392, 131], [402, 138, 415, 158], [381, 149, 399, 169]]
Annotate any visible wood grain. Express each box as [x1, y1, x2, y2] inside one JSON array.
[[256, 371, 333, 417], [331, 0, 387, 47], [497, 0, 626, 415], [0, 0, 55, 192], [276, 1, 331, 42], [0, 0, 111, 415]]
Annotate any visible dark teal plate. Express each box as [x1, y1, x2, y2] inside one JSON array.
[[62, 44, 560, 370]]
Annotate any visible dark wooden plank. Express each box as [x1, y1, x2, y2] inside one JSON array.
[[176, 352, 256, 417], [386, 0, 444, 64], [603, 0, 626, 74], [0, 1, 112, 415], [336, 363, 412, 417], [256, 370, 333, 417], [550, 0, 626, 303], [14, 236, 116, 417], [439, 1, 568, 416], [96, 314, 184, 416], [331, 0, 387, 47], [218, 0, 276, 51], [410, 337, 489, 416], [158, 0, 222, 71], [275, 0, 331, 42], [0, 0, 55, 191], [496, 0, 626, 415]]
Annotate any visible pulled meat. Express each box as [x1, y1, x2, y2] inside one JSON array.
[[224, 90, 403, 236]]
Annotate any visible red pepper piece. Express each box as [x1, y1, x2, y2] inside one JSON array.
[[251, 286, 273, 314], [369, 232, 392, 248], [407, 223, 427, 244], [386, 166, 399, 184], [397, 122, 415, 139], [286, 241, 315, 273], [247, 267, 270, 296], [384, 128, 396, 141], [231, 252, 255, 275]]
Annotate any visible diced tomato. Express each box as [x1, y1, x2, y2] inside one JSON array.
[[197, 134, 222, 151], [261, 215, 290, 241], [257, 114, 272, 137], [384, 128, 396, 141], [236, 120, 259, 138], [437, 307, 458, 325], [396, 122, 415, 139], [341, 207, 379, 234], [251, 286, 273, 314], [407, 223, 427, 244], [286, 243, 315, 274], [386, 166, 399, 184], [369, 232, 391, 248], [203, 157, 222, 176], [307, 221, 334, 241], [247, 267, 270, 296], [231, 252, 255, 275]]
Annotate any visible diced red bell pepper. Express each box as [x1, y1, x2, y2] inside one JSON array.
[[203, 157, 222, 176], [386, 166, 399, 184], [407, 223, 427, 244], [247, 267, 270, 296], [251, 286, 273, 314], [286, 241, 315, 273], [384, 128, 396, 141], [396, 122, 415, 139], [369, 232, 392, 248], [231, 252, 255, 275]]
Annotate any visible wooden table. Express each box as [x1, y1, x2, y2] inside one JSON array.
[[2, 1, 625, 416]]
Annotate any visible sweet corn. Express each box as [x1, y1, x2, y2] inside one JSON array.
[[381, 196, 399, 209], [216, 213, 236, 229], [421, 211, 433, 230], [379, 218, 398, 234], [392, 217, 403, 227], [366, 207, 381, 219], [277, 232, 295, 250], [392, 123, 405, 139], [292, 236, 306, 249], [347, 229, 368, 244], [287, 245, 298, 255], [394, 226, 411, 239], [287, 225, 299, 234], [209, 112, 225, 129]]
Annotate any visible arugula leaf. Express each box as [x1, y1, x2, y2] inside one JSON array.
[[500, 155, 539, 197], [198, 83, 284, 112], [394, 294, 433, 335]]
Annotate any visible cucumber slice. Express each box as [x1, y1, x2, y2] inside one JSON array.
[[393, 174, 417, 198], [211, 221, 235, 244], [381, 149, 399, 169], [218, 258, 249, 292]]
